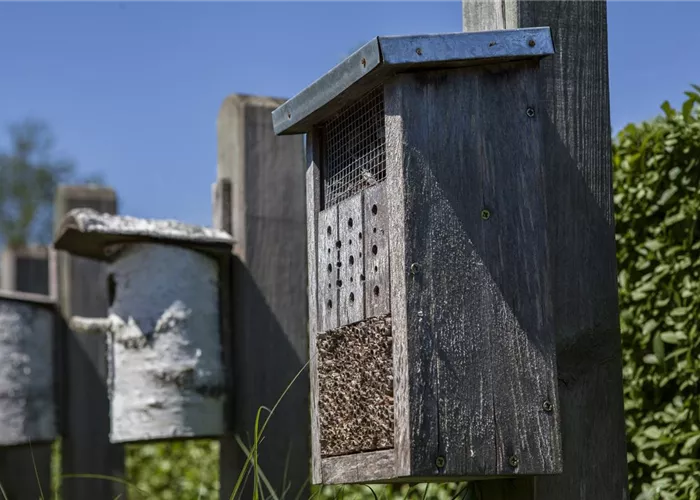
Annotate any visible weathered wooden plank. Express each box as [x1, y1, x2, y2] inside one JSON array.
[[463, 1, 628, 498], [217, 94, 309, 499], [318, 207, 339, 332], [337, 193, 364, 326], [54, 185, 125, 500], [212, 178, 234, 453], [363, 183, 390, 317], [306, 130, 323, 484], [0, 246, 53, 500], [389, 64, 561, 477], [321, 449, 395, 484], [384, 93, 411, 478]]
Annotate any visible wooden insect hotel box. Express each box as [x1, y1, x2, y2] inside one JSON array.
[[0, 290, 56, 447], [273, 27, 563, 484], [53, 208, 233, 443]]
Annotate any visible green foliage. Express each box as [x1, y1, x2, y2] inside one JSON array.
[[0, 119, 103, 247], [614, 86, 700, 500], [126, 440, 220, 500]]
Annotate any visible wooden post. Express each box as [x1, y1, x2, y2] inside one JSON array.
[[216, 95, 309, 499], [462, 1, 628, 499], [0, 246, 52, 500], [54, 185, 125, 500]]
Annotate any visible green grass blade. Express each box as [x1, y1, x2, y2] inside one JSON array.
[[228, 360, 309, 500], [61, 473, 151, 498], [421, 484, 430, 500], [235, 436, 280, 500], [363, 485, 379, 500], [28, 441, 45, 500]]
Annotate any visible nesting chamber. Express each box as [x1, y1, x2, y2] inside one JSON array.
[[274, 27, 563, 484], [54, 208, 233, 443], [0, 291, 56, 447]]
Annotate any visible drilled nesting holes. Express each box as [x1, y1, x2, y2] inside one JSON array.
[[318, 207, 339, 331], [364, 183, 390, 317], [338, 193, 364, 326]]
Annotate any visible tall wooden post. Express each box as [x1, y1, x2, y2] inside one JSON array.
[[462, 1, 628, 499], [54, 185, 125, 500], [216, 95, 309, 499], [0, 246, 52, 500]]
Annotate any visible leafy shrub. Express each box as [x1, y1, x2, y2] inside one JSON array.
[[126, 440, 220, 499], [614, 87, 700, 500]]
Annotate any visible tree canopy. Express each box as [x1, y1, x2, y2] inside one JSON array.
[[0, 119, 102, 248]]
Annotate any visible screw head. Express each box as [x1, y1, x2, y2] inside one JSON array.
[[528, 39, 536, 47], [435, 456, 445, 468], [543, 400, 553, 412], [481, 209, 491, 220], [509, 455, 519, 468], [416, 47, 423, 55], [410, 263, 421, 275], [526, 107, 535, 118]]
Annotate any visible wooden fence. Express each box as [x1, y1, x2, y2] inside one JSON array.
[[0, 95, 308, 500]]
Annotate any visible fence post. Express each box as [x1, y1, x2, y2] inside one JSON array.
[[54, 185, 125, 500], [462, 1, 628, 499], [0, 246, 52, 500], [216, 95, 309, 499]]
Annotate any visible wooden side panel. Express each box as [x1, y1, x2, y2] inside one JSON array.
[[337, 193, 364, 326], [392, 64, 561, 477], [364, 183, 391, 317], [217, 94, 309, 499], [306, 130, 323, 483], [318, 207, 339, 332], [462, 2, 627, 499]]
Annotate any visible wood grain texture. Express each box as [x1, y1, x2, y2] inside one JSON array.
[[217, 94, 309, 499], [337, 193, 364, 326], [364, 184, 391, 317], [0, 246, 53, 500], [54, 185, 125, 500], [306, 130, 323, 483], [318, 207, 339, 332], [387, 64, 561, 477], [463, 1, 628, 498], [385, 100, 411, 477], [321, 449, 395, 484]]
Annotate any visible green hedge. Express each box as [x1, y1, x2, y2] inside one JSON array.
[[614, 87, 700, 500], [124, 88, 700, 500]]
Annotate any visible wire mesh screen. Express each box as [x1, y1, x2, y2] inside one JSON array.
[[322, 86, 386, 208]]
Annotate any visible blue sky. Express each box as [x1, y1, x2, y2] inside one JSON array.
[[2, 1, 700, 228]]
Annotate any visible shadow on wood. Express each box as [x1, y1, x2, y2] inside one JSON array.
[[219, 255, 309, 499]]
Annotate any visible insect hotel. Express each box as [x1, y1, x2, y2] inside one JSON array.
[[53, 208, 233, 443], [0, 290, 56, 447], [273, 27, 563, 483]]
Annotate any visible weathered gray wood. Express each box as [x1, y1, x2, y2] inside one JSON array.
[[54, 185, 125, 500], [337, 193, 364, 326], [0, 248, 53, 500], [363, 183, 390, 317], [385, 104, 411, 478], [306, 130, 323, 484], [321, 449, 395, 484], [386, 64, 561, 477], [318, 207, 339, 332], [217, 94, 309, 499], [463, 1, 628, 498]]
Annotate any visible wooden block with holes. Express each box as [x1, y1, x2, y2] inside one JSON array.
[[274, 28, 563, 484]]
